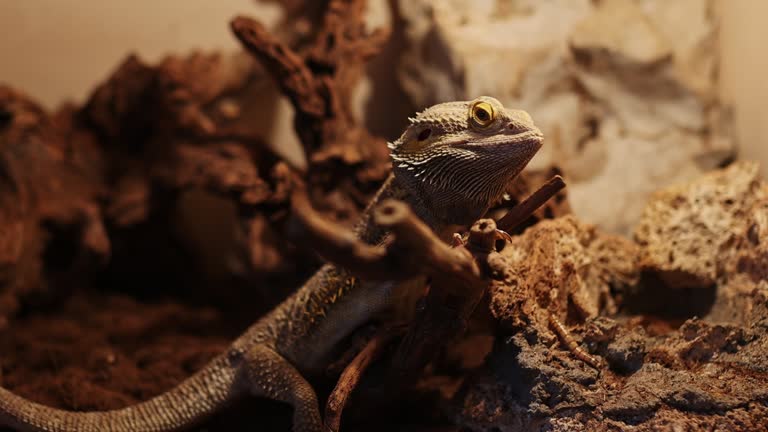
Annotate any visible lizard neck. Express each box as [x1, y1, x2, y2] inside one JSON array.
[[393, 165, 509, 228], [354, 173, 461, 243]]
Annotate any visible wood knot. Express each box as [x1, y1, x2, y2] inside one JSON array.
[[373, 199, 408, 226], [468, 218, 498, 252]]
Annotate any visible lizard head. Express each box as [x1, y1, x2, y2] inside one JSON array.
[[388, 96, 543, 226]]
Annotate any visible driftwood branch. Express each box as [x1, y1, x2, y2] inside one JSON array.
[[231, 1, 392, 169], [373, 199, 483, 282], [289, 189, 483, 283], [230, 16, 325, 119]]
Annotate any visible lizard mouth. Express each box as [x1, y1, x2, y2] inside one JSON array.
[[505, 129, 544, 151], [466, 129, 544, 149], [515, 129, 544, 143]]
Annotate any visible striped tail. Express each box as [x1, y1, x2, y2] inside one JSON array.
[[0, 354, 239, 432]]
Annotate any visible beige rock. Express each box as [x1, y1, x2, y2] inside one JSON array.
[[570, 0, 671, 67], [634, 161, 767, 289], [729, 197, 768, 283]]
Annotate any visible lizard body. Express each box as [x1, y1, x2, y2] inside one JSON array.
[[0, 96, 543, 432]]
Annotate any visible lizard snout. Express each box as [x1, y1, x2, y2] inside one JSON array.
[[505, 109, 539, 135]]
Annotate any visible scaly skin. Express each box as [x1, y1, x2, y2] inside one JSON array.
[[0, 96, 543, 432]]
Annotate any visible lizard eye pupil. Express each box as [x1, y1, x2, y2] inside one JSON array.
[[417, 128, 432, 141], [470, 101, 495, 128]]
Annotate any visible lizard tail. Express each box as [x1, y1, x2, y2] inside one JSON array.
[[0, 354, 239, 432]]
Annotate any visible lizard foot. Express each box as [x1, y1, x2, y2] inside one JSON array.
[[242, 345, 324, 432], [495, 228, 513, 243]]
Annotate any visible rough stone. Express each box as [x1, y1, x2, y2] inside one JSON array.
[[634, 161, 767, 289], [489, 215, 640, 332]]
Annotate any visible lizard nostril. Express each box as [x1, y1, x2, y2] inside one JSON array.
[[508, 122, 533, 134]]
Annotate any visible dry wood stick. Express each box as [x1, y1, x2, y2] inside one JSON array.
[[324, 324, 406, 432], [497, 175, 566, 232]]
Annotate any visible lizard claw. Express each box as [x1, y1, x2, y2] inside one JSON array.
[[495, 229, 513, 243]]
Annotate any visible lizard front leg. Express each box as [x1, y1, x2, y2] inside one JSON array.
[[241, 345, 323, 432]]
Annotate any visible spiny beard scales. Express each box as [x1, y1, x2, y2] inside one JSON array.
[[393, 151, 515, 225]]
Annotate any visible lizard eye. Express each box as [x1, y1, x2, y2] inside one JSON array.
[[417, 128, 432, 141], [470, 101, 495, 129]]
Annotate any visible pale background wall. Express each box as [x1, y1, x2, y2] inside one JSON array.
[[718, 0, 768, 175], [0, 0, 765, 174], [0, 0, 281, 107]]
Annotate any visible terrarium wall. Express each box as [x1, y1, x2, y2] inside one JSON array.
[[719, 0, 768, 177]]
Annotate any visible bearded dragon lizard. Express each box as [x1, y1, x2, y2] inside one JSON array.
[[0, 96, 543, 432]]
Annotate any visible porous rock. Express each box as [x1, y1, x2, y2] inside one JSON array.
[[489, 215, 640, 332], [634, 161, 768, 289]]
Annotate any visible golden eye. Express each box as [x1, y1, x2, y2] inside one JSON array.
[[470, 101, 495, 128]]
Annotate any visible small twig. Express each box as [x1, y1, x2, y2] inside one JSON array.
[[497, 175, 566, 232], [324, 324, 407, 432], [548, 313, 604, 369]]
